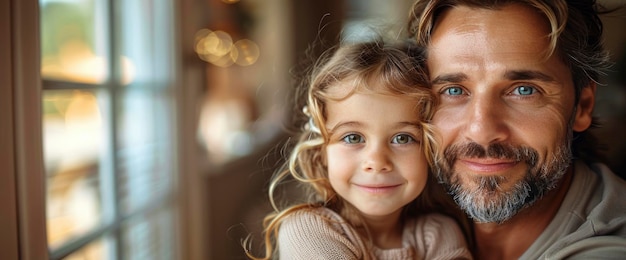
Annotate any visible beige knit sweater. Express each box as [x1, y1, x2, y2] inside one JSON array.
[[278, 207, 472, 259]]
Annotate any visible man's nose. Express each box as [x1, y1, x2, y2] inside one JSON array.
[[463, 95, 510, 147]]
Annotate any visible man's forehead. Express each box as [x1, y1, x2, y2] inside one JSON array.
[[430, 3, 551, 41]]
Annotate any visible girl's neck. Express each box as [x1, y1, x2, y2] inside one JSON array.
[[359, 210, 404, 249]]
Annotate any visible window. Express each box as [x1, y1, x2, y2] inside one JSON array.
[[40, 0, 177, 259]]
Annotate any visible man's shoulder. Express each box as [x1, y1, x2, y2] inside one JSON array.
[[586, 162, 626, 188], [549, 236, 626, 260], [572, 161, 626, 220], [578, 161, 626, 200], [521, 161, 626, 259], [546, 161, 626, 257]]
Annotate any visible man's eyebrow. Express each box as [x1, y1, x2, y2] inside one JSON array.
[[504, 70, 555, 82], [431, 71, 555, 85], [431, 73, 468, 85]]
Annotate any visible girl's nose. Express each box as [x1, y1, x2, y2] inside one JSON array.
[[362, 144, 393, 173]]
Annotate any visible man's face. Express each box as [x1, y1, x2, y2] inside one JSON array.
[[426, 4, 590, 223]]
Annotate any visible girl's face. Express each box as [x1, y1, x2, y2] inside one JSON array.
[[324, 82, 429, 220]]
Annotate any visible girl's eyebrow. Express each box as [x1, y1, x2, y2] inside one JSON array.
[[386, 121, 422, 128], [327, 121, 362, 133], [327, 121, 421, 133]]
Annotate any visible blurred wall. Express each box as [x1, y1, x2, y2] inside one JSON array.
[[594, 2, 626, 177]]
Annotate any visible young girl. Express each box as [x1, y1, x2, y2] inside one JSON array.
[[246, 39, 472, 259]]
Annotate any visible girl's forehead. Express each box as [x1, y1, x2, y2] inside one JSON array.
[[325, 76, 400, 98]]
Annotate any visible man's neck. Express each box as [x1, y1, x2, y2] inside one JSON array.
[[473, 169, 574, 260]]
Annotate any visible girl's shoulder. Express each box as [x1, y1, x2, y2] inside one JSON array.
[[278, 206, 366, 259], [411, 212, 460, 228], [405, 213, 473, 259], [281, 206, 349, 232], [407, 212, 465, 238]]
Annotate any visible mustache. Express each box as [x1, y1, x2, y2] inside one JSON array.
[[443, 142, 539, 170]]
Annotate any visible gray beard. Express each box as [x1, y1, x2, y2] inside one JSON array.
[[435, 140, 572, 224]]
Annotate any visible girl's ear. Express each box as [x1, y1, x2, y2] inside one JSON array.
[[572, 83, 596, 132]]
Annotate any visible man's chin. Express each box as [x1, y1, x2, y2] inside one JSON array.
[[448, 174, 535, 224]]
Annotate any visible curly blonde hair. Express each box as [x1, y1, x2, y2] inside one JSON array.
[[245, 38, 469, 259]]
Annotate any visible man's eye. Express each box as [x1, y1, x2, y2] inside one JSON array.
[[443, 87, 464, 95], [342, 134, 364, 144], [512, 85, 536, 95], [391, 134, 414, 144]]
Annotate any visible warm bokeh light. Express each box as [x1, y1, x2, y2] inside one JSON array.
[[194, 29, 260, 67], [231, 39, 260, 66], [194, 28, 212, 43], [195, 30, 234, 67], [205, 31, 233, 57]]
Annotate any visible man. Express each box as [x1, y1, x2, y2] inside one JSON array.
[[408, 0, 626, 259]]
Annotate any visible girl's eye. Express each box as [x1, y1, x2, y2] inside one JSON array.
[[342, 134, 364, 144], [443, 86, 464, 96], [511, 85, 536, 96], [392, 134, 415, 144]]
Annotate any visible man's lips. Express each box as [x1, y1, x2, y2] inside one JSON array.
[[458, 158, 519, 174]]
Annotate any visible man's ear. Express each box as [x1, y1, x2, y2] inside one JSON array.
[[572, 83, 596, 132]]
